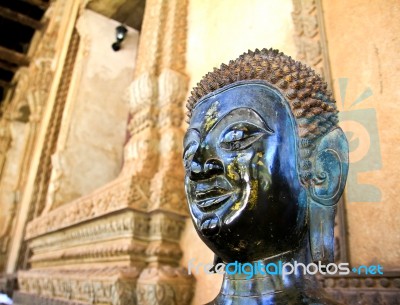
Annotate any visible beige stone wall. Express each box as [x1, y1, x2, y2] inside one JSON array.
[[323, 0, 400, 268], [0, 121, 27, 270], [180, 1, 297, 304], [13, 1, 195, 304], [42, 10, 139, 213]]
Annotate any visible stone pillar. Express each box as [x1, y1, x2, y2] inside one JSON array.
[[136, 69, 192, 305], [0, 118, 12, 177], [126, 0, 195, 303], [6, 0, 82, 275], [121, 72, 159, 202], [0, 118, 14, 272]]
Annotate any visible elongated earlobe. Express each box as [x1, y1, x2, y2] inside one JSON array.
[[308, 128, 349, 263]]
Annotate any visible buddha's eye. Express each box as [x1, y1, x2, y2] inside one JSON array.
[[222, 130, 245, 142], [220, 123, 273, 151]]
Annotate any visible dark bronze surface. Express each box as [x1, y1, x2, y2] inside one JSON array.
[[183, 50, 349, 305], [185, 82, 308, 263]]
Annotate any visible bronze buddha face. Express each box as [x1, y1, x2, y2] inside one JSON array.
[[183, 48, 348, 304], [184, 81, 308, 262]]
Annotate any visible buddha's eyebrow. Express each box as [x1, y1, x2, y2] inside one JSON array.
[[224, 121, 274, 136], [256, 117, 274, 135], [213, 108, 274, 134]]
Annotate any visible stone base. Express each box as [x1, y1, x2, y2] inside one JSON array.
[[14, 292, 89, 305], [17, 267, 140, 305], [321, 271, 400, 304]]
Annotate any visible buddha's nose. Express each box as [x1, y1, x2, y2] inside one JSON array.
[[190, 157, 224, 181]]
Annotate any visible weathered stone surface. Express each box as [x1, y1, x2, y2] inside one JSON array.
[[0, 121, 26, 270], [323, 0, 400, 268], [42, 10, 139, 213], [87, 0, 145, 30], [12, 0, 195, 304]]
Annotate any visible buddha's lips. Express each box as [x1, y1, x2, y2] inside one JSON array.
[[191, 175, 234, 210], [194, 188, 233, 210], [196, 187, 227, 200]]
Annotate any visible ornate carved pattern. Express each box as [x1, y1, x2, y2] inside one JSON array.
[[0, 1, 69, 269], [126, 0, 194, 303], [17, 27, 80, 270], [133, 0, 167, 78], [159, 0, 187, 73], [18, 31, 79, 267], [25, 177, 151, 239], [14, 292, 88, 305], [148, 70, 188, 215], [147, 212, 186, 242], [322, 272, 400, 305], [137, 266, 194, 305], [18, 267, 141, 305], [17, 0, 194, 304], [20, 208, 191, 304], [291, 0, 332, 85], [26, 211, 149, 269], [22, 194, 189, 303], [31, 29, 80, 220], [144, 212, 186, 265], [0, 112, 12, 163], [29, 211, 149, 250], [30, 242, 147, 267], [123, 73, 159, 179]]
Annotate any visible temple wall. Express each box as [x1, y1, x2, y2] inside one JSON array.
[[9, 0, 196, 304], [180, 1, 297, 303], [6, 0, 84, 274], [323, 0, 400, 268], [41, 10, 138, 213], [0, 121, 27, 270]]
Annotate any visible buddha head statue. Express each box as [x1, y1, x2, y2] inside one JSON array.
[[183, 48, 348, 265]]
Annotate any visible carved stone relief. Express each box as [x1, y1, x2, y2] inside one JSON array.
[[13, 0, 194, 304], [291, 1, 399, 304], [1, 0, 84, 280], [15, 28, 81, 272]]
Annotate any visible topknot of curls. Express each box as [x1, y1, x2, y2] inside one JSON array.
[[186, 48, 339, 185]]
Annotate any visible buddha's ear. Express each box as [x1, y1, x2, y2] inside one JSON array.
[[308, 127, 349, 264]]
